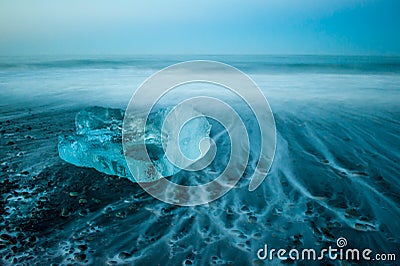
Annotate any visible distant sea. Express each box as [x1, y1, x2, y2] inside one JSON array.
[[0, 55, 399, 265]]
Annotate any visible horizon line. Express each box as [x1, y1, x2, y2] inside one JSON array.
[[1, 53, 400, 58]]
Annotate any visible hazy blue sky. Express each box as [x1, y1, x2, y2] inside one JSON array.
[[0, 0, 399, 55]]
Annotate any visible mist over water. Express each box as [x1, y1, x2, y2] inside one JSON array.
[[0, 55, 399, 264], [1, 55, 399, 112]]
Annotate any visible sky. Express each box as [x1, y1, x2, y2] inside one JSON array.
[[0, 0, 399, 55]]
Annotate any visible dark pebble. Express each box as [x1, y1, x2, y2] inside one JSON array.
[[240, 205, 250, 212], [184, 259, 193, 265], [7, 141, 14, 145], [78, 244, 88, 251], [74, 253, 86, 262], [118, 251, 131, 259], [0, 233, 12, 241]]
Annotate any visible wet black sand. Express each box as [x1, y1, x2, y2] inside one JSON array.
[[1, 102, 400, 265]]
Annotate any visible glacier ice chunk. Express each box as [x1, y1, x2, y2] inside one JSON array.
[[58, 106, 211, 182]]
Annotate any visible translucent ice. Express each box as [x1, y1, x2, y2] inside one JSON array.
[[58, 106, 211, 182]]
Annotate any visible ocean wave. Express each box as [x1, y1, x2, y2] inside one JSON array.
[[1, 55, 400, 74]]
